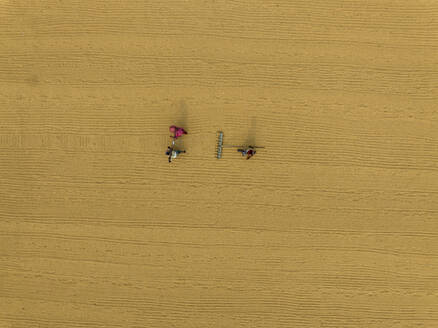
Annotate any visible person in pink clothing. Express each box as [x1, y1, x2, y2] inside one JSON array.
[[169, 125, 188, 139]]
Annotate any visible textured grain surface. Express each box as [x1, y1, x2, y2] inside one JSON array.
[[1, 0, 437, 327]]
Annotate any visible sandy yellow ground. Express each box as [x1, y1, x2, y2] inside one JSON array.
[[1, 1, 437, 327]]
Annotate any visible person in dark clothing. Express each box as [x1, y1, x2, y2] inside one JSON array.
[[166, 146, 186, 163], [237, 146, 256, 160]]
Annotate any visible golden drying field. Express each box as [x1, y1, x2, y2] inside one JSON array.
[[1, 1, 437, 327]]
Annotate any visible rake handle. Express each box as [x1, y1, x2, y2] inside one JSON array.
[[223, 145, 265, 149]]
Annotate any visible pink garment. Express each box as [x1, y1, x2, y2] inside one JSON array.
[[169, 125, 187, 139]]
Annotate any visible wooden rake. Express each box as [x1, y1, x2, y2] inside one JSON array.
[[216, 131, 264, 159]]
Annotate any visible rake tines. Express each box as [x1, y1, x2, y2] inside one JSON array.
[[216, 131, 224, 159]]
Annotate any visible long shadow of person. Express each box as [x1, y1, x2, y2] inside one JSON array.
[[245, 116, 257, 147]]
